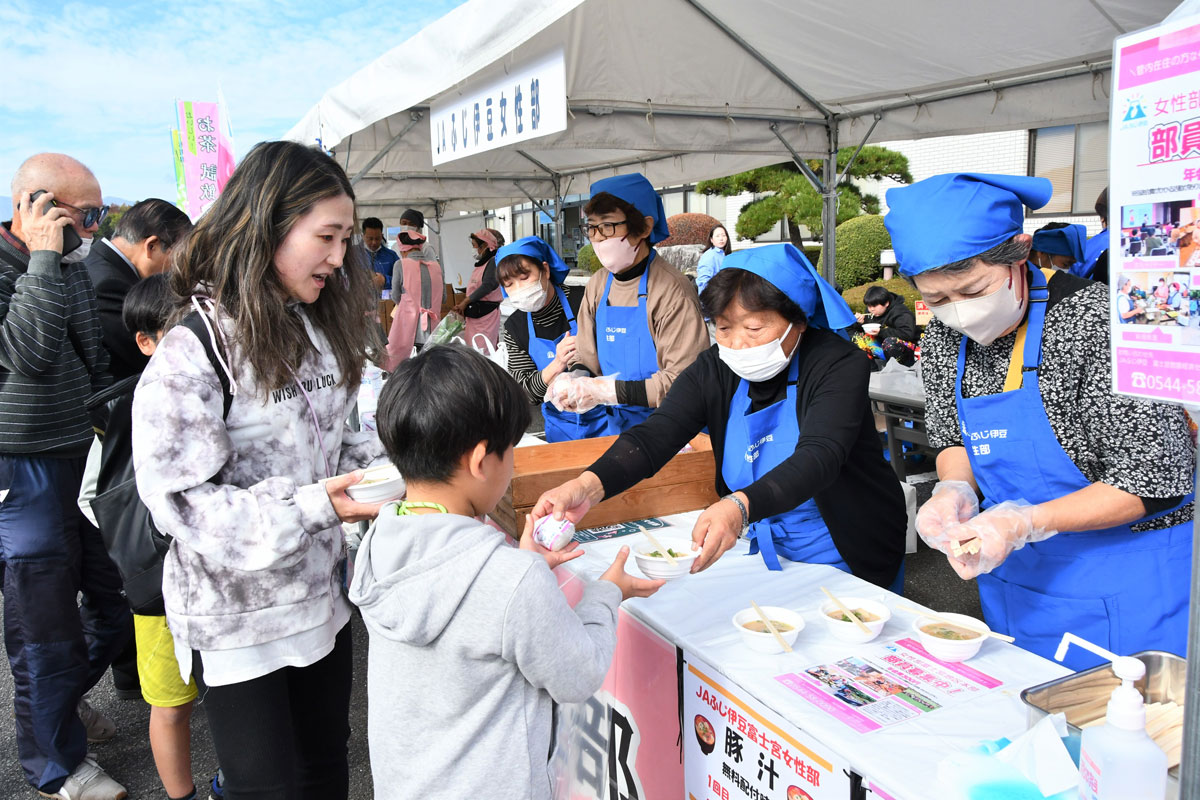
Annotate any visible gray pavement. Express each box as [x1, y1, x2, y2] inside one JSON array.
[[0, 476, 977, 800]]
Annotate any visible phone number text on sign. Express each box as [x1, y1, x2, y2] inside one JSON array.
[[1115, 347, 1200, 402]]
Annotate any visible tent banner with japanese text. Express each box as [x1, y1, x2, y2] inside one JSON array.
[[174, 100, 235, 221], [429, 49, 566, 166], [683, 654, 850, 800], [1110, 11, 1200, 402], [551, 570, 682, 800]]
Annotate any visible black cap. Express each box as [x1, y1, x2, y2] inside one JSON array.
[[400, 208, 425, 229]]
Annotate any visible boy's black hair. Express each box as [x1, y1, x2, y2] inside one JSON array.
[[376, 345, 532, 482], [122, 273, 174, 337], [699, 268, 808, 326], [863, 285, 891, 308]]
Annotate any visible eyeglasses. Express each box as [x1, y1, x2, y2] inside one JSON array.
[[53, 199, 110, 229], [579, 220, 627, 240]]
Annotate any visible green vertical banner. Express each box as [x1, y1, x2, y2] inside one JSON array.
[[171, 129, 187, 213], [183, 101, 197, 156]]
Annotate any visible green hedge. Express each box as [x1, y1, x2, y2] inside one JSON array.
[[817, 214, 891, 290], [841, 277, 923, 314], [577, 243, 601, 274]]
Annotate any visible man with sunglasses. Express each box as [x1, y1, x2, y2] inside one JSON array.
[[0, 153, 130, 800]]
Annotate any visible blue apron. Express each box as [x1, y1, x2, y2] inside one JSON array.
[[527, 285, 608, 442], [955, 269, 1193, 670], [721, 356, 843, 572], [595, 258, 660, 435]]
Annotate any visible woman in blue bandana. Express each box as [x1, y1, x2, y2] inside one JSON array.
[[532, 243, 907, 590], [1029, 223, 1087, 272], [548, 173, 710, 436], [885, 172, 1194, 669], [496, 236, 607, 442]]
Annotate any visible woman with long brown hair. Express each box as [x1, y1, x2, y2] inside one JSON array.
[[132, 140, 386, 800]]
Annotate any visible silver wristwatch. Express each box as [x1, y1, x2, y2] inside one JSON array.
[[721, 493, 749, 537]]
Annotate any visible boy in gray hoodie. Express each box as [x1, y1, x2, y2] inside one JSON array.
[[349, 346, 663, 799]]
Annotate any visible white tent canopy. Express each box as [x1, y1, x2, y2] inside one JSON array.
[[287, 0, 1175, 264]]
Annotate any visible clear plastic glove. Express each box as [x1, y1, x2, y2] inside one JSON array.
[[916, 480, 980, 552], [570, 376, 617, 413], [545, 370, 590, 412], [941, 501, 1056, 580]]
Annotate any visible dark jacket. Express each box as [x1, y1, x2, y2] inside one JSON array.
[[85, 238, 145, 380], [873, 292, 918, 343], [587, 329, 906, 588], [0, 224, 110, 456]]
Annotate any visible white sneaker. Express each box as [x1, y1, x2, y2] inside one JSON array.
[[37, 756, 127, 800], [76, 699, 116, 743]]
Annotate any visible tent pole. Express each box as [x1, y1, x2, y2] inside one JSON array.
[[769, 124, 824, 194], [837, 114, 882, 187], [821, 125, 839, 287], [1181, 436, 1200, 797], [350, 110, 423, 186]]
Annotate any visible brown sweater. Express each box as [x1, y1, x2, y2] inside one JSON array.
[[573, 254, 709, 407]]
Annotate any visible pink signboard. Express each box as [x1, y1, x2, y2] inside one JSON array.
[[174, 100, 235, 221]]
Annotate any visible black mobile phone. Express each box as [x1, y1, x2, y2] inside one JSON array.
[[29, 190, 83, 255]]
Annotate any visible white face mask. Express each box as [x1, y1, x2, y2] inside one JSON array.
[[61, 235, 91, 264], [593, 235, 641, 273], [930, 267, 1026, 346], [507, 283, 547, 313], [718, 323, 796, 382]]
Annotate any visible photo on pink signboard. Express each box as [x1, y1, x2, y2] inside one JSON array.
[[1115, 268, 1192, 327]]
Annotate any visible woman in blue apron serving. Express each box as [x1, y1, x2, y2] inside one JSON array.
[[496, 236, 607, 442], [549, 173, 710, 436], [533, 244, 907, 590], [884, 173, 1195, 670]]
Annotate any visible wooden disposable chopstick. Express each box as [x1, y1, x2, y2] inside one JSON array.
[[821, 586, 872, 634], [750, 600, 792, 653], [643, 530, 677, 566], [898, 604, 1015, 643]]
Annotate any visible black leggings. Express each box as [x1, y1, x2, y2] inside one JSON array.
[[194, 624, 352, 800]]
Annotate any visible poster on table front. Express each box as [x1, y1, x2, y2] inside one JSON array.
[[683, 655, 849, 800], [1109, 12, 1200, 402], [552, 569, 682, 800]]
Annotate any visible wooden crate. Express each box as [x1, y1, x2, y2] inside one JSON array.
[[492, 433, 718, 537]]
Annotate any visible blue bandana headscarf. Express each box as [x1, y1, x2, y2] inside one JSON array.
[[589, 173, 670, 244], [721, 243, 856, 331], [1032, 224, 1087, 264], [495, 236, 569, 289], [884, 173, 1053, 277]]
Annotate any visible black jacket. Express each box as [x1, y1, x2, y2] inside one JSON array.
[[587, 329, 906, 588], [85, 238, 146, 380], [872, 292, 918, 343]]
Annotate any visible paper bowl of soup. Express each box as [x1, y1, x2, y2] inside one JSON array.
[[818, 597, 890, 644], [633, 536, 699, 580], [862, 323, 882, 336], [344, 465, 406, 504], [731, 606, 805, 654], [912, 612, 988, 662]]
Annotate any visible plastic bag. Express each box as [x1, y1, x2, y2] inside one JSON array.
[[870, 358, 924, 398], [472, 333, 508, 370], [426, 312, 465, 346]]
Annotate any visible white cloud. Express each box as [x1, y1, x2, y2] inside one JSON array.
[[0, 0, 462, 203]]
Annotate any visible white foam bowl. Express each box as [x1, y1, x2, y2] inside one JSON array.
[[633, 536, 699, 580], [345, 465, 406, 504], [731, 606, 805, 654], [862, 323, 882, 336], [818, 597, 890, 644], [912, 612, 988, 662]]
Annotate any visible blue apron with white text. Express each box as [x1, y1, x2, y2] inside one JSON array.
[[527, 285, 608, 442], [596, 260, 660, 435], [955, 268, 1192, 669], [721, 357, 843, 572]]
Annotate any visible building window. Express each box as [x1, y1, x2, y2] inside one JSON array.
[[1029, 122, 1108, 215]]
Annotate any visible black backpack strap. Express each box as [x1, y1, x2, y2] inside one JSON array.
[[179, 312, 233, 420]]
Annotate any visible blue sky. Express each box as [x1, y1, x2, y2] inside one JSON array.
[[0, 0, 466, 215]]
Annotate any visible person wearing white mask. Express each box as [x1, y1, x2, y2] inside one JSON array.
[[496, 236, 608, 441], [533, 243, 907, 589], [886, 172, 1194, 670], [554, 173, 709, 435]]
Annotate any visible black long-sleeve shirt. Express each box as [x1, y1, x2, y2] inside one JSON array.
[[587, 328, 906, 587], [501, 284, 584, 404]]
